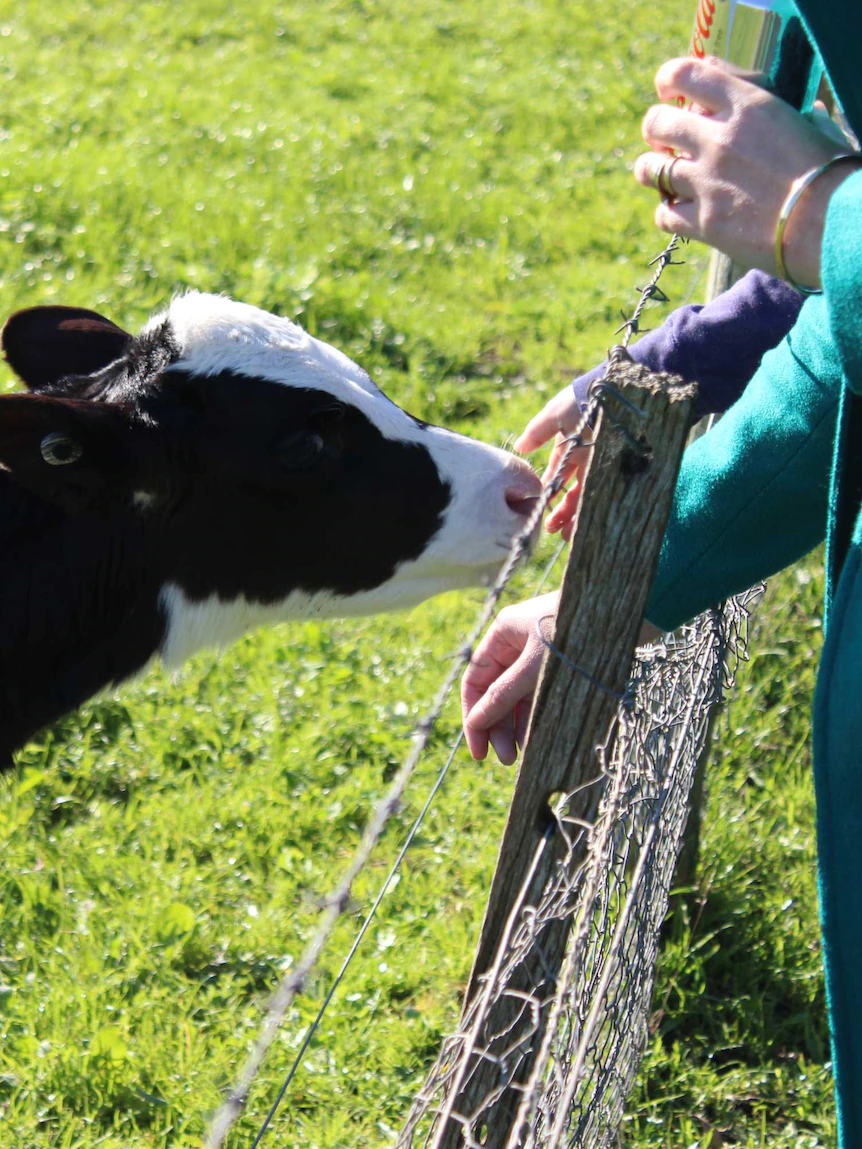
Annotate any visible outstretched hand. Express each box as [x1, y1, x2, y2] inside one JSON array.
[[515, 387, 593, 541], [461, 592, 559, 764]]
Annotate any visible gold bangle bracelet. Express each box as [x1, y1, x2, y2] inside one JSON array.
[[774, 153, 862, 295]]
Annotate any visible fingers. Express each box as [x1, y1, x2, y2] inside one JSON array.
[[463, 648, 534, 744], [640, 58, 772, 175], [516, 390, 583, 453], [463, 719, 490, 762], [545, 485, 582, 535], [633, 152, 696, 202], [461, 643, 510, 745], [641, 103, 707, 158], [461, 623, 518, 760], [487, 714, 518, 766], [515, 405, 559, 454], [461, 604, 550, 764], [652, 195, 700, 241], [540, 434, 587, 489], [516, 390, 591, 532], [488, 692, 535, 765], [653, 57, 739, 113], [464, 649, 543, 765]]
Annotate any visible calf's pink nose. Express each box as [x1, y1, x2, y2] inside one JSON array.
[[504, 488, 539, 517], [504, 469, 543, 518]]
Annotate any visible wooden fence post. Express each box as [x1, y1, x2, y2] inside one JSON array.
[[430, 363, 695, 1149]]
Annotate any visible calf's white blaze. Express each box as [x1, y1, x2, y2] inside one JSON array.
[[150, 293, 539, 664]]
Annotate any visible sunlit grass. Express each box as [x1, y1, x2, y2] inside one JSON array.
[[0, 0, 833, 1145]]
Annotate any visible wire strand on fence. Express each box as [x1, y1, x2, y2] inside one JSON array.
[[203, 234, 686, 1149], [205, 387, 601, 1149], [535, 616, 628, 701], [246, 537, 570, 1148]]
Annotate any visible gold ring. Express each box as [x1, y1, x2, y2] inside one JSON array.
[[657, 156, 682, 203], [644, 153, 665, 192]]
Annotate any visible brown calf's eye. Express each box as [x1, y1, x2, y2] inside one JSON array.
[[40, 433, 83, 466], [278, 430, 325, 471]]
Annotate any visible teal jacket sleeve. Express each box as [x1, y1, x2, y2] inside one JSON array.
[[646, 293, 841, 631], [823, 168, 862, 389]]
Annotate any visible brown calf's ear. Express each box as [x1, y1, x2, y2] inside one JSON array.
[[2, 306, 132, 391], [0, 393, 143, 512]]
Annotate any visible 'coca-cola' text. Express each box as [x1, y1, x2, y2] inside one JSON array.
[[691, 0, 717, 57]]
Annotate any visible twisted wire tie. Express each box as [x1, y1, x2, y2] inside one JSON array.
[[535, 615, 630, 704]]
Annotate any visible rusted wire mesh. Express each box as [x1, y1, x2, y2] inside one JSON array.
[[397, 590, 759, 1149]]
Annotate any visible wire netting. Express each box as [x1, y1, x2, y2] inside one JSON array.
[[397, 590, 759, 1149]]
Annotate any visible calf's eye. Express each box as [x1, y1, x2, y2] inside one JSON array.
[[278, 430, 325, 471], [41, 432, 83, 466]]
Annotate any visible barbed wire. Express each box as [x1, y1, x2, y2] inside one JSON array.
[[614, 234, 685, 352], [203, 234, 686, 1148], [205, 365, 600, 1149]]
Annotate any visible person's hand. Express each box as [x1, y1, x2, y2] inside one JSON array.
[[515, 387, 593, 541], [806, 100, 856, 150], [634, 57, 855, 289], [461, 592, 559, 764]]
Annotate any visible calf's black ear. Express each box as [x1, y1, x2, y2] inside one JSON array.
[[0, 392, 142, 511], [2, 306, 132, 391]]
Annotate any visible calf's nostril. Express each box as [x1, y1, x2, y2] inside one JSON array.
[[505, 487, 541, 518]]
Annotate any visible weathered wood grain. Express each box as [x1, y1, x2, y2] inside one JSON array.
[[431, 362, 696, 1149]]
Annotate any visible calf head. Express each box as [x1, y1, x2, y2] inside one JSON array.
[[0, 294, 540, 665]]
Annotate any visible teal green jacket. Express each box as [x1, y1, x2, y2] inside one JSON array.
[[646, 5, 862, 1142]]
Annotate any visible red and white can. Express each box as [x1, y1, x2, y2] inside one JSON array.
[[688, 0, 792, 72]]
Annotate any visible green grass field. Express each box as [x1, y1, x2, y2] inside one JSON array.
[[0, 1, 834, 1146]]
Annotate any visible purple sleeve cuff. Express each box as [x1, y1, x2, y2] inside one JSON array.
[[572, 270, 804, 419]]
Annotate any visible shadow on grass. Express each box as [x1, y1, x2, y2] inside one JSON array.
[[658, 887, 828, 1069]]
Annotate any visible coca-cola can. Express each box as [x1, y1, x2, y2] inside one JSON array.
[[688, 0, 789, 72], [686, 0, 821, 109]]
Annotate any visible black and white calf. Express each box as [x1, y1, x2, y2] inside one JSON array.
[[0, 294, 541, 764]]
